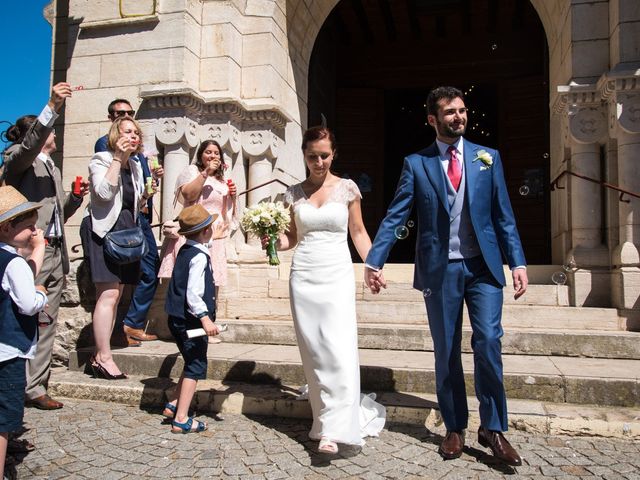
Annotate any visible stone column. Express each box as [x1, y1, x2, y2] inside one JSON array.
[[155, 117, 200, 221], [601, 75, 640, 319], [556, 88, 610, 306], [242, 126, 280, 246]]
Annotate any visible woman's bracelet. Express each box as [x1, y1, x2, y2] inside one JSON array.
[[112, 158, 122, 163]]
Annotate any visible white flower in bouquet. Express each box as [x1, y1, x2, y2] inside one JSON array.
[[241, 201, 290, 265]]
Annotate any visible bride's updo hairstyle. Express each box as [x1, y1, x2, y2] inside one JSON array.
[[301, 126, 338, 160]]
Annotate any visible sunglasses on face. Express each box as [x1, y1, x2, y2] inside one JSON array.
[[113, 110, 135, 117]]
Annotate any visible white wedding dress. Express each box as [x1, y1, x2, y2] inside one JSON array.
[[285, 179, 386, 446]]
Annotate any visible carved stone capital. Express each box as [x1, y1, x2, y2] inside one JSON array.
[[242, 125, 281, 159], [154, 116, 199, 148], [599, 72, 640, 135], [554, 85, 606, 144], [141, 88, 288, 156]]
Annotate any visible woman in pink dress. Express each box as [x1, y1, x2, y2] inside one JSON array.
[[158, 140, 237, 298]]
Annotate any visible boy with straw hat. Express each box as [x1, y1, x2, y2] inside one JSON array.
[[0, 186, 48, 478], [164, 204, 221, 433]]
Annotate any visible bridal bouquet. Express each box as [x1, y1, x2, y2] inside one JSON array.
[[241, 201, 290, 266]]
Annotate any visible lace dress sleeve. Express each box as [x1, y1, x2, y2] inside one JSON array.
[[284, 184, 304, 207], [341, 178, 362, 204]]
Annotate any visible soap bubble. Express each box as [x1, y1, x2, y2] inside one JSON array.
[[491, 43, 498, 51], [394, 226, 409, 240], [519, 185, 530, 196], [422, 289, 432, 298], [543, 153, 549, 159], [568, 103, 578, 116], [407, 220, 415, 228], [551, 272, 567, 285]]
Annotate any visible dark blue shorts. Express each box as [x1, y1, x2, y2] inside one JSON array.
[[168, 316, 208, 380], [0, 357, 27, 433]]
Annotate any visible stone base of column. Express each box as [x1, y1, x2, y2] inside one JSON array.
[[570, 268, 612, 307], [611, 266, 640, 312], [567, 245, 612, 307]]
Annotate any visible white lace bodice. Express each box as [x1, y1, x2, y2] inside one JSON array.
[[284, 179, 361, 267]]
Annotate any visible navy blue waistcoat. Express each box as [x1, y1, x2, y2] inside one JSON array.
[[165, 244, 215, 323], [0, 249, 38, 353]]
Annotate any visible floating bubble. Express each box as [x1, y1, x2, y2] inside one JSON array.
[[551, 272, 567, 285], [491, 43, 498, 51], [519, 185, 530, 196], [562, 260, 576, 271], [407, 220, 415, 228], [394, 226, 409, 240], [422, 289, 432, 298], [543, 152, 549, 159], [567, 103, 578, 116]]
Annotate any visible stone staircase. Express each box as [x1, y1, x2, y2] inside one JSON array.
[[55, 263, 640, 434]]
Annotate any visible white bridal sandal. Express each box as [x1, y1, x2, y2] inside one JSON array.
[[318, 437, 338, 454]]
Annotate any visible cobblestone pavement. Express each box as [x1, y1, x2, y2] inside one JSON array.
[[6, 399, 640, 479]]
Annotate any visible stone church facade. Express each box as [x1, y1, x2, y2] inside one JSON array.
[[46, 0, 639, 345]]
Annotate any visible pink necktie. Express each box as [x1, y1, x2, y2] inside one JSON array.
[[447, 145, 461, 191]]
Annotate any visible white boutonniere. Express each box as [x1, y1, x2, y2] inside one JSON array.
[[473, 149, 493, 171]]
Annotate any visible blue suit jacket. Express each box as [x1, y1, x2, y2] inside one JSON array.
[[94, 134, 153, 221], [366, 139, 526, 291]]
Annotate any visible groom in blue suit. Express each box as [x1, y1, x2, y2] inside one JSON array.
[[365, 86, 527, 466]]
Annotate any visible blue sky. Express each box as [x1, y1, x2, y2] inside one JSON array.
[[0, 1, 52, 141]]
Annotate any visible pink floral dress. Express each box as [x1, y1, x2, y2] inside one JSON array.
[[158, 164, 237, 286]]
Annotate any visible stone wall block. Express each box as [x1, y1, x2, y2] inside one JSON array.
[[241, 65, 282, 100], [200, 57, 241, 95], [202, 23, 243, 61], [65, 56, 102, 90], [572, 2, 609, 42], [61, 123, 102, 158], [100, 48, 185, 87], [572, 39, 610, 79], [64, 87, 140, 125], [74, 13, 186, 57], [242, 33, 287, 76]]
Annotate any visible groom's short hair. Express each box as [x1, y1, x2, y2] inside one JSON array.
[[427, 87, 464, 116]]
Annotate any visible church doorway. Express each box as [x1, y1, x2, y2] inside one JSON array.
[[308, 0, 550, 264]]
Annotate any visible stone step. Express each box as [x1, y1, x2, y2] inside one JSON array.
[[260, 280, 571, 306], [209, 319, 640, 359], [48, 367, 640, 439], [68, 342, 640, 407], [219, 300, 621, 330]]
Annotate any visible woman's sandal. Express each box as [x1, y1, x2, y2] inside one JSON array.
[[318, 437, 339, 454], [162, 402, 177, 419], [171, 417, 207, 434]]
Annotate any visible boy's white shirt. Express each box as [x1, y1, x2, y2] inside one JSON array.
[[0, 243, 48, 361], [185, 239, 213, 318]]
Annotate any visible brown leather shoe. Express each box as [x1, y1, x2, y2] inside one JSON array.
[[26, 394, 63, 410], [477, 427, 522, 466], [439, 430, 464, 459], [123, 325, 158, 342]]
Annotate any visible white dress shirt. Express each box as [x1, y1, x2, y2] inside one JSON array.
[[435, 137, 464, 175], [38, 104, 58, 128], [0, 243, 48, 361], [185, 239, 214, 318]]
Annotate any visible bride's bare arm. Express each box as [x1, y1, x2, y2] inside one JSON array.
[[347, 197, 372, 261]]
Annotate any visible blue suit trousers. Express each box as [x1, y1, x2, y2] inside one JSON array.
[[424, 255, 508, 432], [123, 215, 159, 330]]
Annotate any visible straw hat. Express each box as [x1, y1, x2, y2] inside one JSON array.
[[177, 204, 218, 235], [0, 186, 41, 225]]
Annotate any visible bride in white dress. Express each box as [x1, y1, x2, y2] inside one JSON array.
[[269, 126, 386, 454]]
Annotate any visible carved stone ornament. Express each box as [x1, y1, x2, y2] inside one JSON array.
[[199, 122, 242, 154], [154, 117, 199, 148], [568, 107, 607, 144], [242, 124, 280, 158], [616, 93, 640, 135]]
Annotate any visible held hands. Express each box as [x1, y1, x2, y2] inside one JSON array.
[[512, 268, 528, 300], [201, 317, 220, 336], [364, 266, 387, 295], [48, 82, 72, 112]]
